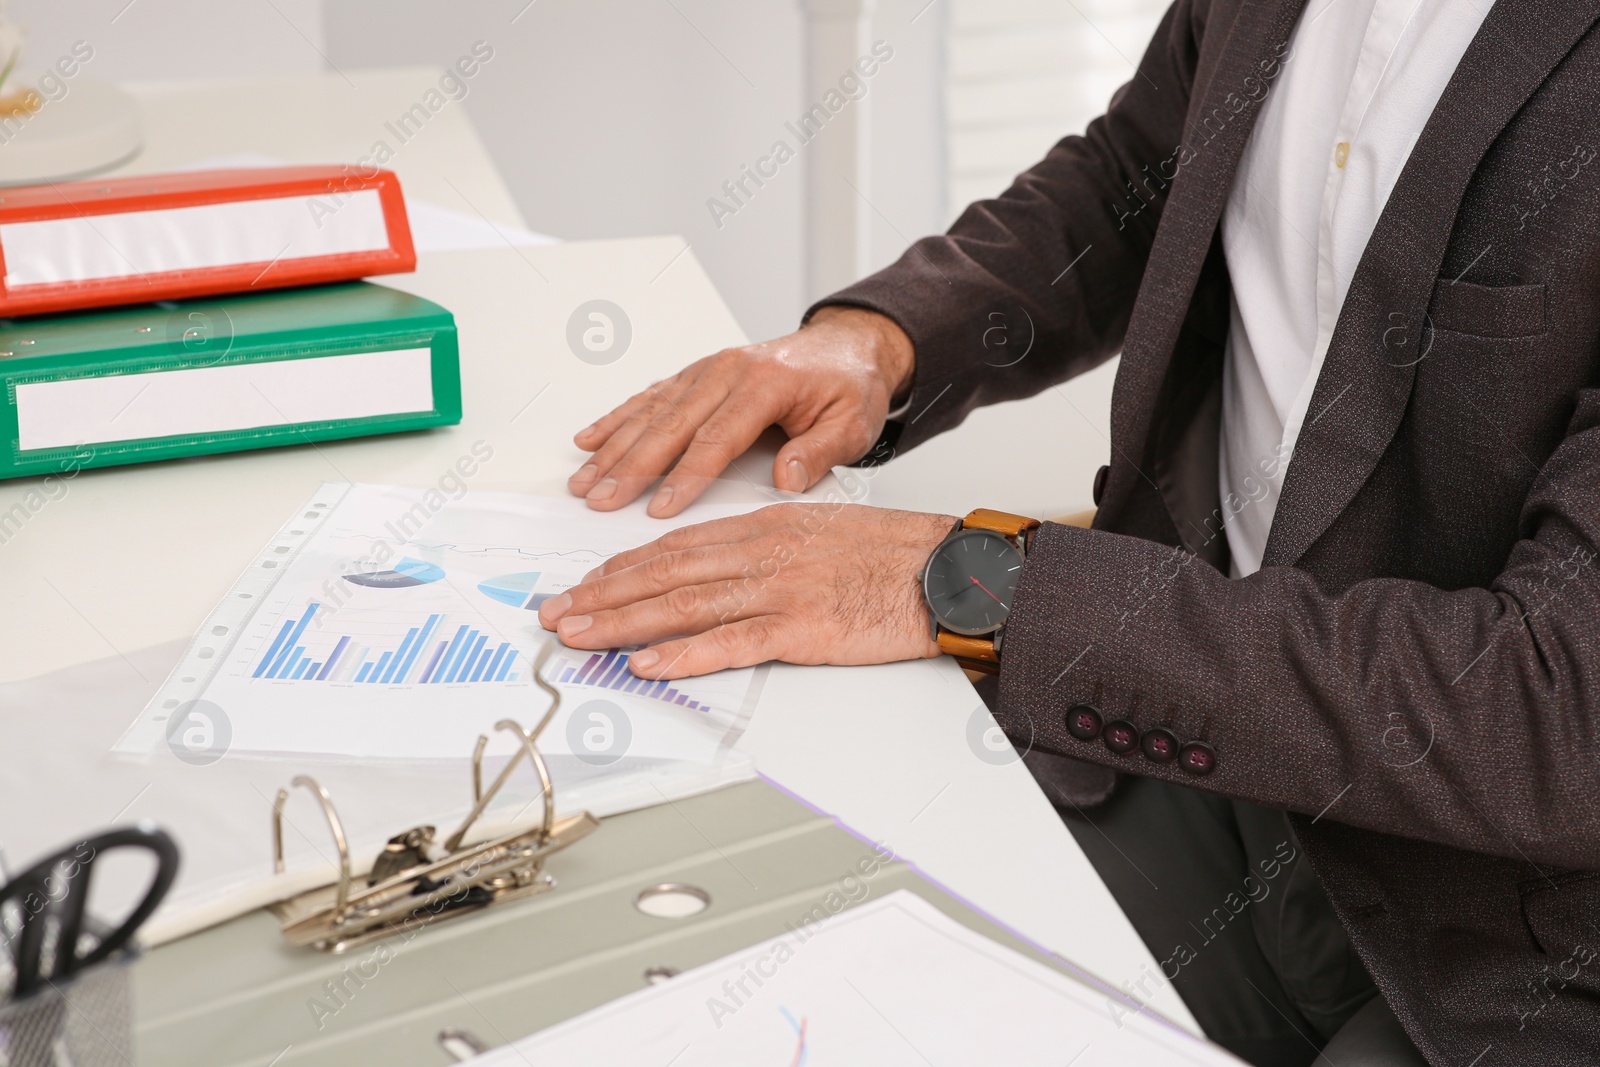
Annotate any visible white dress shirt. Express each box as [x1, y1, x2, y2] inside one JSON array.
[[1217, 0, 1491, 576]]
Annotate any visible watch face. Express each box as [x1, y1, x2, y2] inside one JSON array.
[[922, 529, 1024, 636]]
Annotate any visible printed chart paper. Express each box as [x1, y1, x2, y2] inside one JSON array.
[[472, 891, 1240, 1066], [118, 483, 770, 762]]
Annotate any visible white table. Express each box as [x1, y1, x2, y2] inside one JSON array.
[[0, 68, 1197, 1032]]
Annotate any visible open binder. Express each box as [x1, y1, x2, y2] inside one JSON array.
[[268, 643, 599, 953]]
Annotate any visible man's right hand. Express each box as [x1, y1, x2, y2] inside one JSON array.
[[567, 305, 915, 518]]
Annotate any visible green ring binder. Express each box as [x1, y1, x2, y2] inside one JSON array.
[[0, 281, 462, 480]]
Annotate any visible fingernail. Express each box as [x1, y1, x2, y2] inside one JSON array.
[[588, 478, 617, 502], [787, 458, 807, 491], [571, 463, 598, 485], [541, 592, 572, 622], [631, 648, 660, 671], [649, 486, 674, 515], [559, 614, 592, 636], [578, 423, 598, 438]]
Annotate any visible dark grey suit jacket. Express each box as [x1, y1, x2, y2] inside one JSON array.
[[818, 0, 1600, 1062]]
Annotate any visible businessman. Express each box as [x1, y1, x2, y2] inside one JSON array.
[[539, 1, 1600, 1063]]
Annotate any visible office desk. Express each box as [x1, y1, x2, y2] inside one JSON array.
[[0, 69, 1197, 1033]]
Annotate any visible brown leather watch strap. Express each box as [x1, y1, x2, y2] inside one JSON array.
[[937, 631, 1000, 663], [937, 632, 1000, 675], [962, 508, 1041, 541]]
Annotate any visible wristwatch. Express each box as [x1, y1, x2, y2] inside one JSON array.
[[919, 508, 1040, 674]]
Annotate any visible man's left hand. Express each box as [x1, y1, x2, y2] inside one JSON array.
[[537, 503, 954, 679]]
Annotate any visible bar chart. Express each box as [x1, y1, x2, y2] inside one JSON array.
[[122, 483, 771, 761], [551, 648, 716, 713], [250, 602, 521, 685]]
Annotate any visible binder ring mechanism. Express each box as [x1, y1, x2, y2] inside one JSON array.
[[269, 640, 599, 953]]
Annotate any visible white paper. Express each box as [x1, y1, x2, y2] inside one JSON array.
[[404, 198, 559, 251], [118, 483, 771, 762], [14, 347, 435, 451], [473, 890, 1239, 1066]]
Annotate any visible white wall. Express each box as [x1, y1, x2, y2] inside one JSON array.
[[322, 0, 945, 342], [325, 0, 808, 341], [11, 0, 326, 80], [945, 0, 1170, 221]]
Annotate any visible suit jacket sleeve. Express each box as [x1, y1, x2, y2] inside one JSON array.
[[810, 0, 1208, 456], [1000, 388, 1600, 870]]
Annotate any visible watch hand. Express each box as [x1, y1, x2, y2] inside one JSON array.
[[969, 576, 1006, 606]]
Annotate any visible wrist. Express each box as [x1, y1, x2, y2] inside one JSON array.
[[807, 305, 915, 405]]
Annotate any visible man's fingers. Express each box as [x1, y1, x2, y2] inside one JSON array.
[[570, 363, 709, 494], [571, 390, 647, 455], [582, 380, 732, 512], [627, 617, 788, 680], [572, 360, 709, 457], [549, 581, 768, 650], [568, 396, 662, 495], [772, 407, 879, 493], [540, 543, 747, 627], [579, 511, 769, 584], [569, 379, 705, 504], [648, 404, 783, 517]]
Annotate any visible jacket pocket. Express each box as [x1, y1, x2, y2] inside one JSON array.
[[1428, 279, 1546, 338], [1520, 870, 1600, 961]]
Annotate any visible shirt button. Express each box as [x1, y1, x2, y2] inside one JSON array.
[[1065, 703, 1103, 741], [1141, 727, 1179, 763], [1334, 141, 1350, 169], [1102, 719, 1140, 755], [1179, 741, 1217, 776]]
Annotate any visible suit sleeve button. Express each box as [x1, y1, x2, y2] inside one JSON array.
[[1178, 741, 1217, 775], [1065, 703, 1103, 741], [1102, 719, 1140, 754], [1141, 727, 1178, 763], [1093, 464, 1110, 505]]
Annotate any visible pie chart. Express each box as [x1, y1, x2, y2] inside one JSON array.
[[342, 556, 446, 588], [478, 571, 552, 610]]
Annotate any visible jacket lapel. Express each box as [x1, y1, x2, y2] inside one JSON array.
[[1110, 0, 1309, 528], [1260, 0, 1600, 569]]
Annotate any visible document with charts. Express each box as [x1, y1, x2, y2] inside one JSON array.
[[117, 483, 770, 762]]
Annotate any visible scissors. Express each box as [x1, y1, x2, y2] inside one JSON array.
[[0, 824, 179, 1001]]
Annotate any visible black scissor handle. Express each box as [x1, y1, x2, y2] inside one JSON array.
[[1, 824, 179, 999]]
